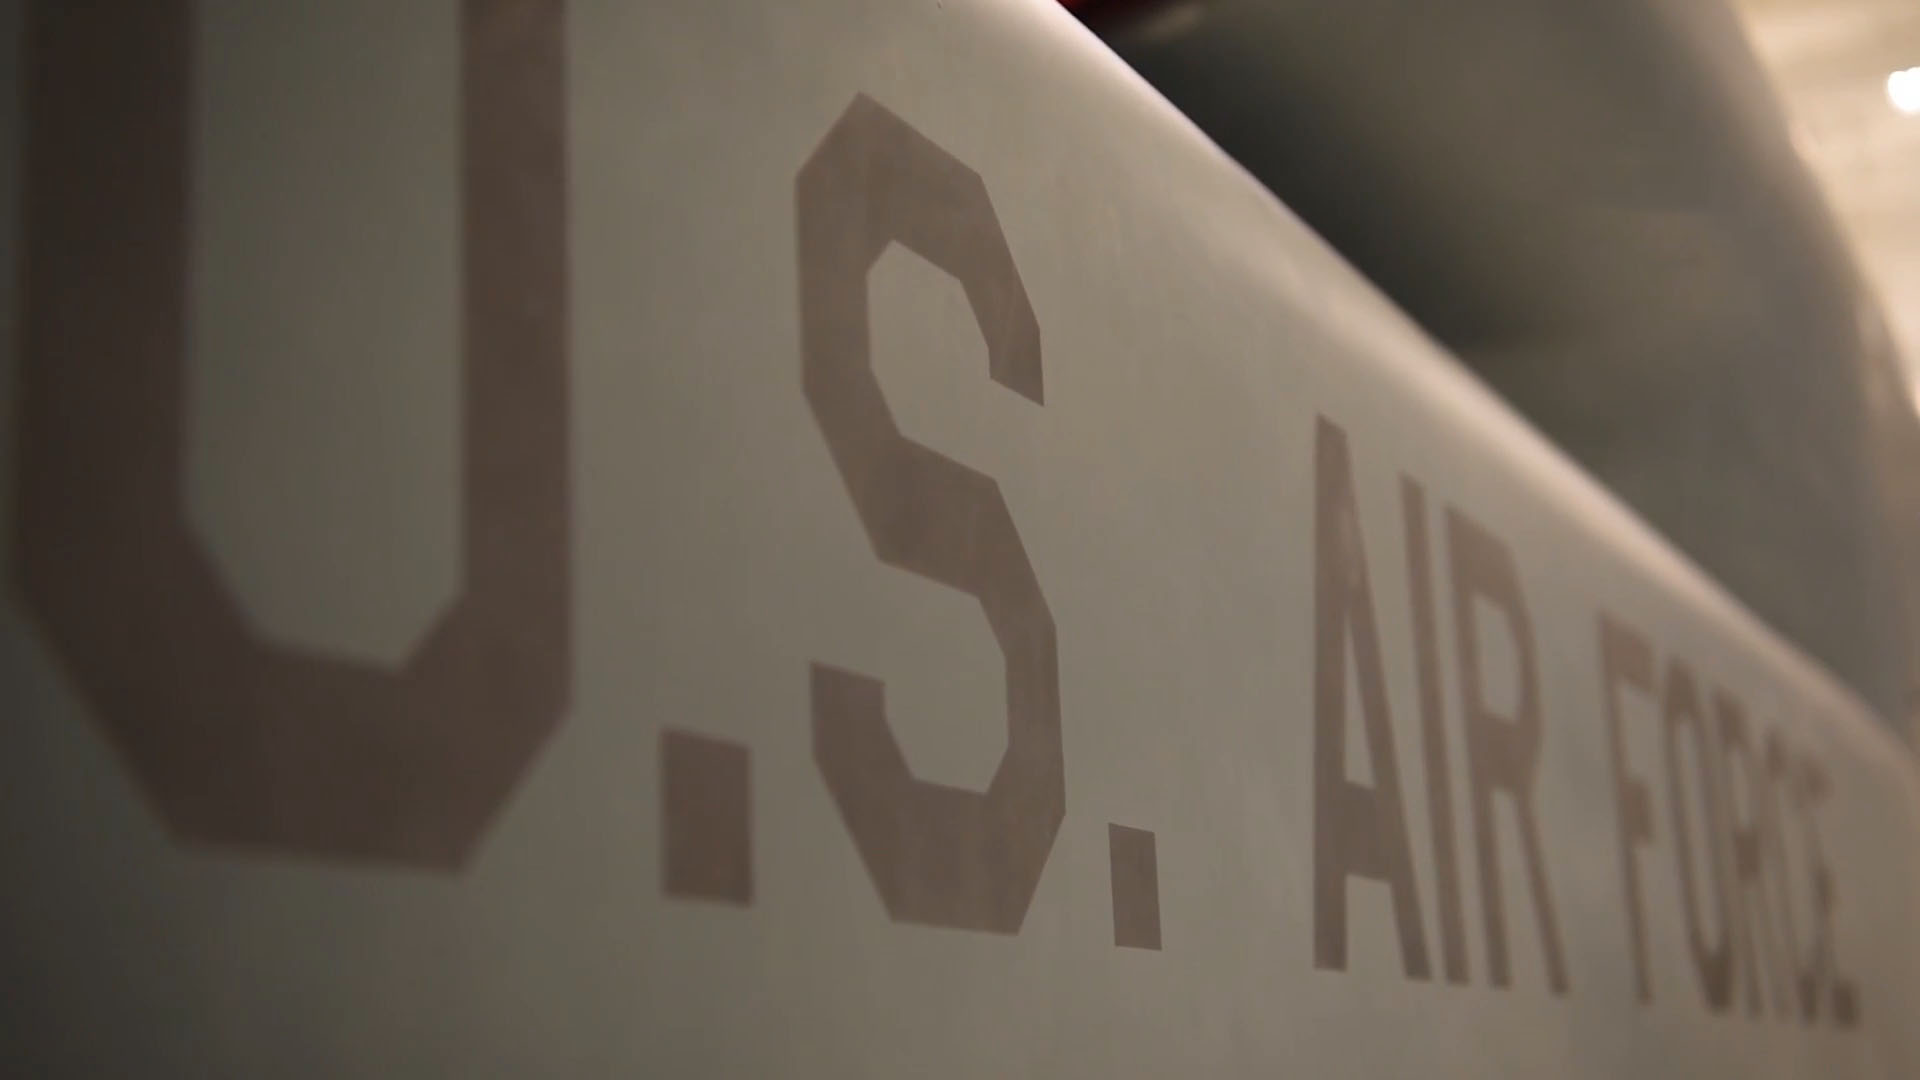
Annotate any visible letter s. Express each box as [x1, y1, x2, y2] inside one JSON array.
[[795, 94, 1063, 934]]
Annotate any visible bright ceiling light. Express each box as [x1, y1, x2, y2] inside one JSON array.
[[1891, 67, 1920, 115]]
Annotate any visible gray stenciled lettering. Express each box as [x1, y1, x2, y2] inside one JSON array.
[[1791, 756, 1831, 1022], [1599, 612, 1658, 1003], [1765, 732, 1815, 1023], [14, 0, 570, 867], [796, 94, 1064, 933], [1664, 660, 1736, 1012], [1448, 509, 1568, 994], [661, 730, 753, 905], [1793, 755, 1861, 1027], [1714, 692, 1789, 1018], [1312, 417, 1431, 979], [1403, 477, 1467, 984], [1109, 824, 1163, 951]]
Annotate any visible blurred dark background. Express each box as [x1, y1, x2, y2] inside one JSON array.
[[1078, 0, 1920, 740]]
